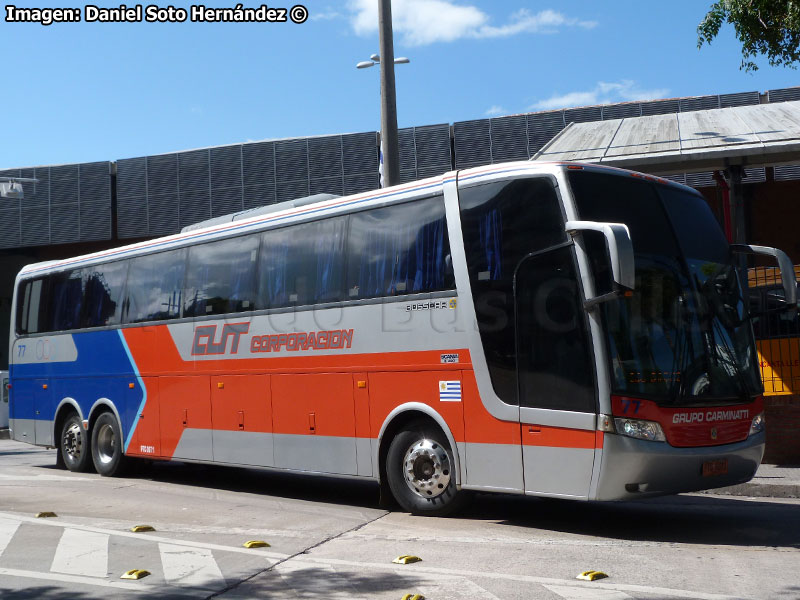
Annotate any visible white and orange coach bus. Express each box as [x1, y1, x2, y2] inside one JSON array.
[[9, 161, 797, 515]]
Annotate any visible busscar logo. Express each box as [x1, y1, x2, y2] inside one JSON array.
[[191, 323, 250, 356]]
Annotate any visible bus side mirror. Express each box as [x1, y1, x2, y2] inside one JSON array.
[[565, 221, 635, 301], [732, 244, 798, 308]]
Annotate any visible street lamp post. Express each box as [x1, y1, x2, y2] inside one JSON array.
[[356, 0, 408, 188]]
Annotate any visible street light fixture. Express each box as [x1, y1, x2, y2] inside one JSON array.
[[356, 0, 404, 188], [0, 177, 37, 200]]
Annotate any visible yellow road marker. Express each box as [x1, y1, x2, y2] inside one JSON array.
[[577, 570, 608, 581], [243, 540, 270, 548], [401, 594, 424, 600], [392, 555, 422, 565], [121, 569, 150, 580], [35, 512, 57, 518], [130, 525, 155, 533]]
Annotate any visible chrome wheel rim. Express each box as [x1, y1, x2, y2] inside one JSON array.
[[402, 438, 450, 499], [96, 423, 116, 465], [63, 422, 84, 461]]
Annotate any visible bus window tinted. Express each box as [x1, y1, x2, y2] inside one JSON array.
[[17, 278, 45, 335], [184, 236, 259, 317], [83, 261, 129, 327], [124, 249, 187, 323], [346, 196, 454, 299], [49, 270, 84, 331], [258, 217, 347, 308]]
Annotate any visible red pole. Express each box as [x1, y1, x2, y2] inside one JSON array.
[[713, 171, 732, 243]]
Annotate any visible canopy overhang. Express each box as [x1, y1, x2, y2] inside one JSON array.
[[533, 101, 800, 175]]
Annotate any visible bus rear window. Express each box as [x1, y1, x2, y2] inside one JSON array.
[[17, 279, 45, 335]]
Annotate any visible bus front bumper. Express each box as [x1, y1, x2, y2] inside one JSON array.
[[593, 431, 765, 500]]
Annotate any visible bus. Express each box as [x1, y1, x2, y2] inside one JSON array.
[[8, 161, 796, 516]]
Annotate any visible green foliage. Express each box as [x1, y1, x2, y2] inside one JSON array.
[[698, 0, 800, 71]]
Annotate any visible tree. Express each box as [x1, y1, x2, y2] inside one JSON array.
[[698, 1, 800, 71]]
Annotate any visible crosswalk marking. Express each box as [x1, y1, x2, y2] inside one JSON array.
[[159, 542, 226, 588], [544, 584, 633, 600], [0, 517, 21, 557], [51, 528, 109, 578]]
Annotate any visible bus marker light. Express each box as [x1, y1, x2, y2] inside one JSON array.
[[42, 384, 47, 390], [129, 383, 135, 389], [357, 380, 367, 388], [393, 555, 422, 565], [401, 594, 424, 600], [577, 570, 607, 581], [121, 569, 150, 580], [35, 512, 57, 518], [130, 525, 155, 533], [243, 540, 270, 548]]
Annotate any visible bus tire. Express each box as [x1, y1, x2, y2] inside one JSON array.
[[386, 422, 464, 516], [90, 412, 128, 477], [59, 413, 93, 473]]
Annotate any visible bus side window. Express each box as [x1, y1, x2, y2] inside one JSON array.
[[184, 236, 259, 317], [124, 249, 187, 323], [82, 261, 129, 327], [48, 270, 84, 332], [258, 217, 347, 309], [345, 196, 454, 300]]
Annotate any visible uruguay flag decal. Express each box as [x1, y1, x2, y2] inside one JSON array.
[[439, 380, 462, 402]]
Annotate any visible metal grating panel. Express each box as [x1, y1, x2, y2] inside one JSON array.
[[310, 176, 344, 196], [148, 194, 180, 236], [0, 207, 21, 249], [490, 115, 529, 162], [117, 157, 147, 198], [453, 119, 491, 168], [243, 184, 276, 209], [414, 124, 451, 174], [679, 95, 720, 112], [80, 200, 111, 241], [774, 164, 800, 181], [276, 179, 310, 203], [640, 99, 680, 116], [344, 174, 378, 195], [661, 173, 687, 185], [242, 142, 276, 187], [720, 91, 760, 108], [50, 204, 80, 245], [180, 190, 212, 229], [398, 128, 417, 175], [210, 145, 243, 190], [178, 150, 211, 229], [743, 167, 766, 184], [565, 106, 602, 124], [117, 197, 149, 239], [49, 165, 80, 205], [147, 154, 179, 195], [768, 87, 800, 103], [527, 111, 566, 153], [342, 132, 378, 176], [275, 139, 309, 183], [602, 103, 642, 120], [685, 171, 716, 188], [21, 206, 49, 246], [211, 187, 243, 218], [308, 136, 343, 180], [398, 170, 418, 184]]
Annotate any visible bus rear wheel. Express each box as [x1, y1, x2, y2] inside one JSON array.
[[60, 414, 93, 473], [91, 412, 128, 476], [386, 422, 464, 516]]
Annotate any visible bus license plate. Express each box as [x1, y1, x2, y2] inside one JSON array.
[[702, 459, 728, 477]]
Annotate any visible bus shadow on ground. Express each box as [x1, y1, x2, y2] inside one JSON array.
[[461, 491, 800, 548]]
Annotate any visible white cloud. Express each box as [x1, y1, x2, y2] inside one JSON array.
[[347, 1, 596, 46], [531, 80, 670, 110], [313, 9, 342, 21], [485, 105, 507, 116]]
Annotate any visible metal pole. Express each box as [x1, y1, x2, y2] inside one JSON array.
[[378, 0, 400, 187]]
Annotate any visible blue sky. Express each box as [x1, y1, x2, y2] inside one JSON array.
[[1, 0, 798, 169]]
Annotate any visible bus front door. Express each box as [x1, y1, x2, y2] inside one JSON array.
[[514, 245, 598, 499]]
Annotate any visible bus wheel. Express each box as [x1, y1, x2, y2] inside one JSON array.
[[60, 414, 93, 473], [386, 422, 463, 516], [91, 412, 128, 476]]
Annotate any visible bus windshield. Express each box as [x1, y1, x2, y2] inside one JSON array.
[[569, 170, 761, 404]]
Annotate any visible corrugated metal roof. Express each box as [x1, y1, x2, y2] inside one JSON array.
[[533, 101, 800, 174]]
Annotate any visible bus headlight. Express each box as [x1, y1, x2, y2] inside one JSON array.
[[749, 412, 765, 436], [613, 418, 666, 442]]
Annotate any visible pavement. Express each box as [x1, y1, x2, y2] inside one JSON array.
[[0, 426, 797, 497]]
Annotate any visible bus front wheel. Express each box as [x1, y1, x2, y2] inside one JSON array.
[[386, 422, 464, 516], [91, 412, 128, 476], [59, 414, 93, 473]]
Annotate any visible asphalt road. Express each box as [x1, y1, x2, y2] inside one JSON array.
[[1, 439, 799, 600]]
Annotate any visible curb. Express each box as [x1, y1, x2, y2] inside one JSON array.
[[701, 482, 800, 499]]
